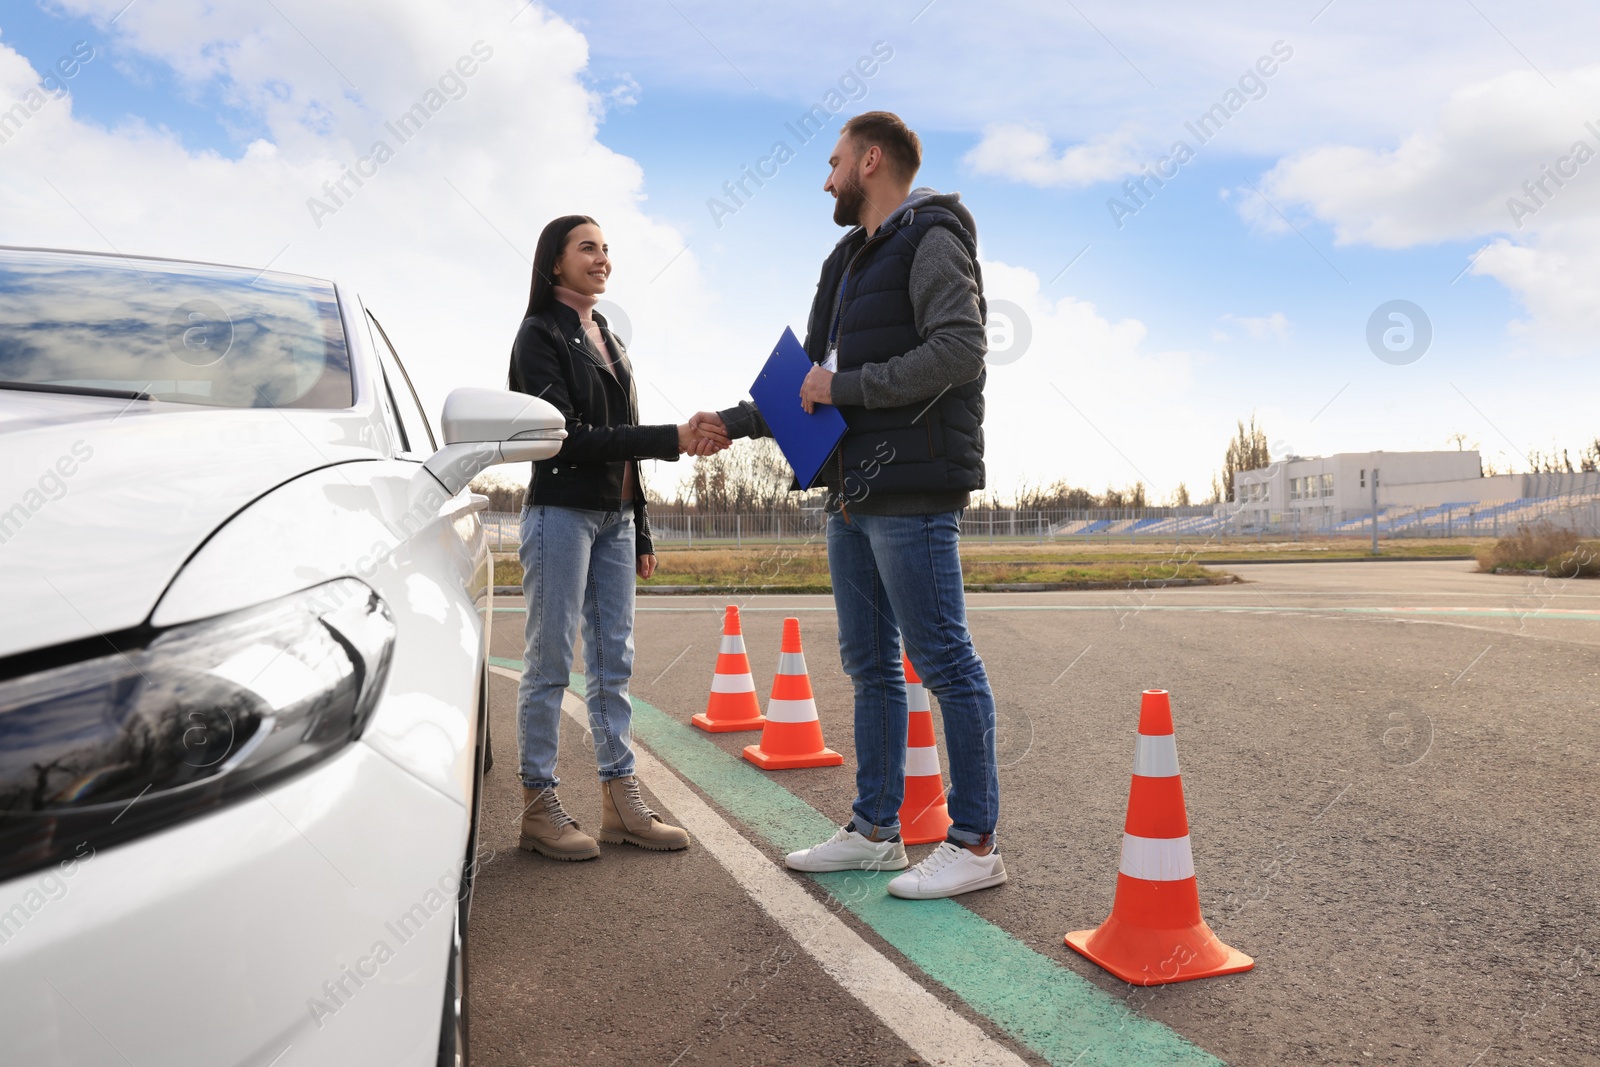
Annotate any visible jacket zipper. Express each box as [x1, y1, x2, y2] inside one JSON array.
[[829, 227, 898, 524], [545, 317, 635, 515], [830, 229, 892, 367]]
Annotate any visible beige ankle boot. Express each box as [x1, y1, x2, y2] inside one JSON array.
[[519, 786, 600, 861], [599, 776, 690, 851]]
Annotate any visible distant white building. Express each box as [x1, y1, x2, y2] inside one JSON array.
[[1228, 450, 1599, 530]]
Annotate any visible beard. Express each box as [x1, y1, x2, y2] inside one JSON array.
[[832, 168, 867, 227]]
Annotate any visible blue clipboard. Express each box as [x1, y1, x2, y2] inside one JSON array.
[[748, 327, 847, 490]]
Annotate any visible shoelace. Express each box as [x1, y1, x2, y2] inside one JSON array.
[[618, 778, 659, 820], [796, 826, 851, 858], [538, 788, 577, 830], [912, 841, 965, 878]]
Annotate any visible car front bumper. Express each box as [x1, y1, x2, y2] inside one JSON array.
[[0, 739, 469, 1066]]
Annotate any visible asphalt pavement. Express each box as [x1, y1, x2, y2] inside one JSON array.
[[469, 560, 1600, 1066]]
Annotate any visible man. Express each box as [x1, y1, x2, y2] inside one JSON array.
[[692, 111, 1002, 900]]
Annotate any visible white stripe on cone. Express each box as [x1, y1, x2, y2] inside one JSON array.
[[1118, 833, 1196, 881], [906, 683, 931, 714], [711, 673, 756, 694], [1132, 734, 1180, 778], [905, 746, 941, 778], [775, 651, 807, 675], [765, 697, 819, 723], [720, 634, 747, 654]]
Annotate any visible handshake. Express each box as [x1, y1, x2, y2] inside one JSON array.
[[676, 411, 732, 457], [672, 363, 836, 457]]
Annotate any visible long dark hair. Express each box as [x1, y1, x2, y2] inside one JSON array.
[[525, 214, 599, 318]]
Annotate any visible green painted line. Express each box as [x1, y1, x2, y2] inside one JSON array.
[[1336, 606, 1600, 620], [819, 869, 1220, 1066], [489, 604, 1600, 622], [549, 668, 1220, 1067]]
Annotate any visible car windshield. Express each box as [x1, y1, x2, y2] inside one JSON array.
[[0, 247, 352, 408]]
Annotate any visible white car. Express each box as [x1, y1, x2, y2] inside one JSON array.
[[0, 245, 563, 1066]]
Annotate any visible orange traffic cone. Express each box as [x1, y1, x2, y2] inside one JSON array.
[[898, 653, 952, 845], [1064, 690, 1253, 986], [692, 606, 767, 733], [742, 618, 843, 770]]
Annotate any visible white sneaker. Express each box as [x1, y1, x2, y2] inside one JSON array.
[[886, 841, 1007, 899], [785, 825, 908, 873]]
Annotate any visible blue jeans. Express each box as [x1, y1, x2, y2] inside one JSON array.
[[826, 509, 999, 847], [516, 505, 638, 790]]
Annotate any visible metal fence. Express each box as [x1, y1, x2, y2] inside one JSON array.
[[1252, 494, 1600, 540], [478, 493, 1600, 551]]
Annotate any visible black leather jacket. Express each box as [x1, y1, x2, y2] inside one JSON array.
[[508, 301, 680, 556]]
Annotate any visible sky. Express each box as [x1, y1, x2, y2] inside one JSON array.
[[2, 0, 1597, 503]]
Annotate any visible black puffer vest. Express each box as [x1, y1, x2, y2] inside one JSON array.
[[803, 196, 986, 496]]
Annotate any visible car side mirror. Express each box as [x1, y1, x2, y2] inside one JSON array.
[[422, 388, 566, 496]]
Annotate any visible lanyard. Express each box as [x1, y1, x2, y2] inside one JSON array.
[[826, 264, 852, 352]]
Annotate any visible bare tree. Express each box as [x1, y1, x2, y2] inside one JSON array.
[[684, 439, 794, 511], [1219, 416, 1271, 502], [981, 478, 1180, 511], [469, 472, 526, 512], [1527, 448, 1576, 474], [1008, 478, 1098, 510]]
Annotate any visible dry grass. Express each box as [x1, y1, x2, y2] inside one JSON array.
[[1476, 523, 1600, 576], [1548, 546, 1600, 578], [490, 535, 1495, 590], [494, 542, 1225, 591], [645, 536, 1487, 562]]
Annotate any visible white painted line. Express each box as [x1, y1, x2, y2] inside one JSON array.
[[486, 664, 1026, 1067]]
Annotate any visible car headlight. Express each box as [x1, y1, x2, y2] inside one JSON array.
[[0, 579, 394, 883]]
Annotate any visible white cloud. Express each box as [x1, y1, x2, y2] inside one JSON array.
[[597, 73, 641, 111], [963, 124, 1142, 188], [540, 0, 1600, 169], [1218, 312, 1290, 340], [977, 258, 1206, 496], [1248, 64, 1600, 350], [0, 1, 1238, 499], [0, 0, 747, 499], [14, 1, 1591, 499], [1252, 68, 1600, 248], [1470, 220, 1600, 351]]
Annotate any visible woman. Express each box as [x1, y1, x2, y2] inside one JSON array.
[[507, 214, 726, 861]]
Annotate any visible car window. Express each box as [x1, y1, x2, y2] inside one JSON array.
[[0, 247, 352, 408], [365, 310, 437, 454]]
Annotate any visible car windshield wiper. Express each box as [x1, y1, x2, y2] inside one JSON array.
[[0, 380, 152, 401]]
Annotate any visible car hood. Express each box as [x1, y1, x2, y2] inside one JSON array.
[[0, 392, 384, 659]]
